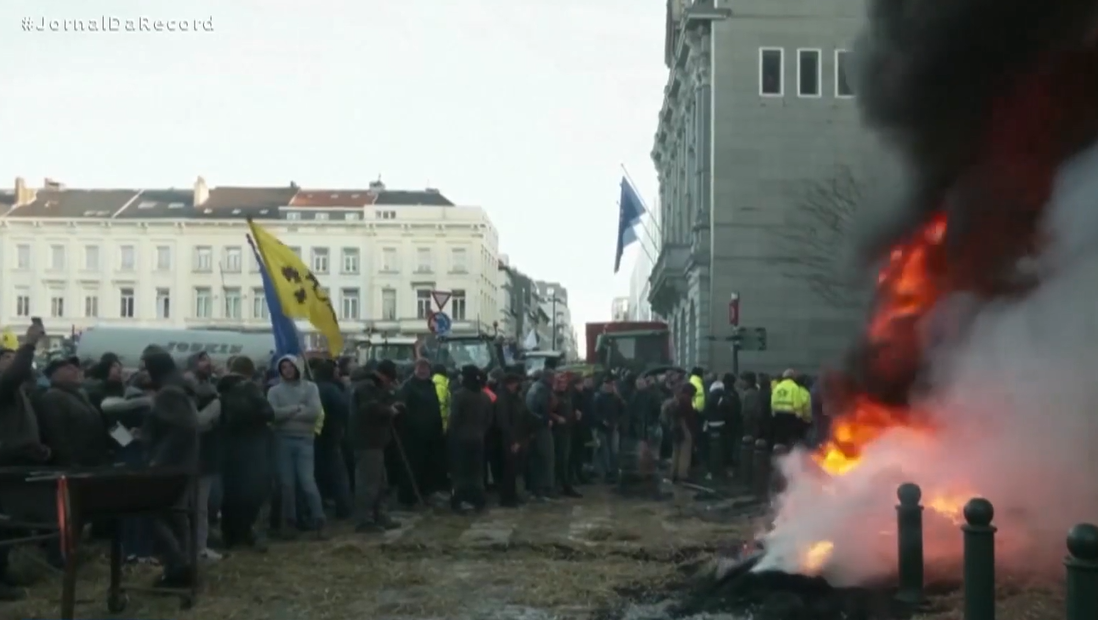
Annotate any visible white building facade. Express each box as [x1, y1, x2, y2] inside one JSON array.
[[0, 178, 502, 350]]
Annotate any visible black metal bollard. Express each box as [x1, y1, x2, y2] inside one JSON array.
[[707, 425, 726, 478], [770, 444, 789, 494], [1065, 523, 1098, 620], [736, 436, 754, 485], [752, 439, 770, 500], [962, 498, 996, 620], [895, 482, 924, 605]]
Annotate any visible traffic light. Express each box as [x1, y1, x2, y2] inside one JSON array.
[[754, 327, 767, 351], [733, 327, 768, 351]]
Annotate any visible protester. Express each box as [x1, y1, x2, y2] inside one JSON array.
[[217, 356, 274, 551], [591, 376, 623, 483], [309, 358, 352, 519], [666, 383, 697, 483], [395, 358, 444, 505], [770, 369, 809, 447], [449, 365, 492, 512], [570, 375, 595, 483], [524, 369, 556, 500], [0, 323, 47, 602], [83, 352, 124, 410], [494, 372, 531, 507], [267, 355, 326, 539], [550, 373, 581, 498], [37, 356, 110, 467], [101, 372, 158, 563], [185, 352, 224, 561], [140, 350, 200, 588], [350, 360, 402, 532]]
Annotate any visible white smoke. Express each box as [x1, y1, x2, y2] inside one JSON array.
[[758, 141, 1098, 586]]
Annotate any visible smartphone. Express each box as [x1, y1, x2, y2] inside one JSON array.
[[31, 317, 43, 328]]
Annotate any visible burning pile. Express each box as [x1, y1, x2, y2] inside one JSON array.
[[757, 0, 1098, 587]]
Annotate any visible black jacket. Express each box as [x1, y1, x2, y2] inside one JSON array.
[[397, 376, 442, 436], [38, 383, 111, 467], [316, 378, 349, 444], [0, 344, 46, 464], [449, 385, 493, 442], [350, 373, 398, 450], [142, 384, 199, 472]]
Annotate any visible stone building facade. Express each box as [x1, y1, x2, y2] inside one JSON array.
[[648, 0, 877, 375]]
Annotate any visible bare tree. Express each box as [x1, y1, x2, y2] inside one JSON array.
[[774, 163, 869, 309]]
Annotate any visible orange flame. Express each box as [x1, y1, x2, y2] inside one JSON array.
[[814, 213, 949, 476]]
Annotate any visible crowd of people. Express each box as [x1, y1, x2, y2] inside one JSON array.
[[0, 319, 826, 604]]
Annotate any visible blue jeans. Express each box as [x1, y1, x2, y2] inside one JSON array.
[[594, 428, 619, 480], [275, 435, 325, 529], [118, 442, 154, 558]]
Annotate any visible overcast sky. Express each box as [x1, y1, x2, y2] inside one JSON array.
[[0, 0, 666, 343]]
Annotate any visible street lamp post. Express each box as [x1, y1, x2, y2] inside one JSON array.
[[551, 296, 557, 350]]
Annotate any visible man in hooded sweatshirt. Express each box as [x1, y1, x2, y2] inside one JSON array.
[[266, 355, 326, 539]]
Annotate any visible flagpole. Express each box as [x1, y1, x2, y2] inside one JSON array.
[[619, 164, 663, 252]]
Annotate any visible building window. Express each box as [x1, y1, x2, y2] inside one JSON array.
[[415, 248, 432, 273], [252, 288, 268, 319], [156, 288, 171, 319], [450, 248, 467, 273], [286, 211, 301, 220], [83, 245, 100, 271], [314, 212, 328, 221], [15, 293, 30, 317], [416, 289, 432, 319], [382, 289, 397, 320], [797, 49, 821, 97], [375, 210, 395, 220], [341, 248, 360, 274], [224, 246, 243, 273], [835, 49, 853, 97], [194, 287, 213, 318], [340, 288, 360, 320], [224, 287, 242, 319], [759, 48, 784, 96], [50, 295, 64, 318], [381, 248, 398, 272], [156, 245, 172, 271], [83, 295, 99, 318], [451, 289, 467, 320], [16, 244, 31, 270], [119, 288, 135, 318], [312, 248, 329, 274], [49, 245, 65, 271], [194, 246, 213, 272], [119, 245, 136, 271], [344, 213, 360, 221]]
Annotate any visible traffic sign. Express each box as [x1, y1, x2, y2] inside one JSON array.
[[728, 292, 740, 326], [733, 327, 767, 351], [433, 312, 452, 336], [432, 290, 451, 310]]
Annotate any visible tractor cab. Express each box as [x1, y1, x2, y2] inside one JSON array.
[[596, 328, 672, 374], [430, 333, 505, 373], [356, 335, 420, 372], [521, 350, 565, 376]]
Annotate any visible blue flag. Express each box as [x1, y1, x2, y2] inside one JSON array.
[[247, 234, 301, 359], [614, 177, 646, 273]]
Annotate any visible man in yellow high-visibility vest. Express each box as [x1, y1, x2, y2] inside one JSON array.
[[770, 369, 810, 447]]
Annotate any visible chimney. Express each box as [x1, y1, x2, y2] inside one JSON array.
[[13, 176, 36, 207], [43, 177, 63, 190], [368, 179, 386, 192], [194, 176, 209, 206]]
